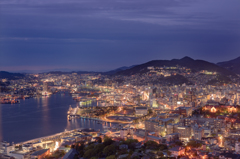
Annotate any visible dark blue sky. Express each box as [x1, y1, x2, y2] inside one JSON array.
[[0, 0, 240, 72]]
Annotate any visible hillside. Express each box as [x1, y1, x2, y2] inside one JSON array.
[[152, 74, 192, 86], [0, 71, 25, 80], [206, 74, 232, 85], [104, 65, 136, 75], [117, 56, 236, 76], [217, 56, 240, 75]]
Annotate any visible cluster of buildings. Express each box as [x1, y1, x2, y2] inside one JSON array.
[[2, 69, 240, 158], [0, 129, 100, 159]]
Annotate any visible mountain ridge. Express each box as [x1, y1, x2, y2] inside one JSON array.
[[217, 56, 240, 74], [104, 65, 137, 75], [0, 71, 25, 80], [116, 57, 236, 76], [0, 56, 238, 77]]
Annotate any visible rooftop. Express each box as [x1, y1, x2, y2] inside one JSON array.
[[31, 149, 49, 156]]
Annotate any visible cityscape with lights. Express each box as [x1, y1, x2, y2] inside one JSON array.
[[1, 64, 240, 159], [1, 0, 240, 158]]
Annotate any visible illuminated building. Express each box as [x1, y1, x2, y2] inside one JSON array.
[[180, 118, 192, 126], [166, 123, 179, 135], [151, 99, 158, 108], [145, 120, 161, 135], [214, 119, 223, 133], [30, 149, 50, 159], [235, 142, 240, 154], [211, 107, 217, 113], [193, 127, 204, 140], [173, 107, 193, 117], [169, 146, 185, 157], [120, 128, 134, 139], [166, 133, 179, 142], [43, 82, 48, 92], [135, 107, 148, 116], [42, 82, 51, 96], [228, 106, 237, 113], [176, 126, 191, 141]]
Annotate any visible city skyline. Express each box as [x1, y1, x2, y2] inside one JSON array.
[[0, 0, 240, 72]]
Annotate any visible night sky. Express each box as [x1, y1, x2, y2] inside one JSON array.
[[0, 0, 240, 73]]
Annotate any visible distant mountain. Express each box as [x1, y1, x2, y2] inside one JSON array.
[[117, 56, 236, 76], [44, 71, 99, 75], [44, 65, 138, 75], [217, 56, 240, 75], [104, 65, 137, 75], [0, 71, 25, 80]]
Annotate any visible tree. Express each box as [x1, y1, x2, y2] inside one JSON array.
[[94, 144, 105, 154], [128, 150, 134, 155], [145, 140, 159, 150], [175, 141, 183, 146], [83, 149, 96, 159], [79, 141, 85, 150], [103, 145, 116, 156], [73, 154, 79, 159], [124, 139, 138, 144], [167, 151, 171, 157], [158, 152, 164, 157], [96, 137, 102, 143], [60, 151, 66, 156], [103, 136, 114, 146], [187, 140, 202, 148], [122, 139, 138, 150], [159, 144, 168, 151], [106, 155, 116, 159], [85, 143, 95, 151], [79, 150, 84, 157], [132, 156, 139, 159]]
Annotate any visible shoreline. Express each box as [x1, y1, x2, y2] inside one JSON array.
[[17, 129, 79, 145]]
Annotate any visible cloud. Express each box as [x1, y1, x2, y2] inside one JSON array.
[[0, 0, 240, 71]]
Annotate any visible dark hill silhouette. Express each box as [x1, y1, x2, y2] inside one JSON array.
[[217, 56, 240, 74], [104, 65, 136, 75], [117, 56, 236, 76], [0, 71, 25, 80]]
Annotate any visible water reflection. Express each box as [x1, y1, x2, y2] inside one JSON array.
[[1, 93, 112, 143], [37, 97, 40, 108], [41, 96, 50, 133]]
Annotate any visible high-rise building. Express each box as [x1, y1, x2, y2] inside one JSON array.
[[145, 120, 160, 134], [193, 127, 204, 140], [177, 126, 191, 140], [42, 82, 49, 95], [43, 82, 48, 92], [235, 142, 240, 154]]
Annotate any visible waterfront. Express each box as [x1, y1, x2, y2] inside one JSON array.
[[0, 93, 110, 143]]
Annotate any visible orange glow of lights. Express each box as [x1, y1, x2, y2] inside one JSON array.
[[211, 107, 216, 113], [228, 107, 237, 113]]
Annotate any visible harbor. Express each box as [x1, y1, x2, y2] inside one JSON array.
[[0, 93, 108, 143]]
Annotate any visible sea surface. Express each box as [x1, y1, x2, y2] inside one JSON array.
[[0, 93, 110, 143]]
